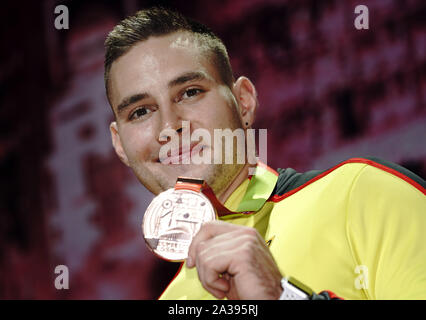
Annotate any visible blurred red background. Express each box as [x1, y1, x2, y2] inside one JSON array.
[[0, 0, 425, 299]]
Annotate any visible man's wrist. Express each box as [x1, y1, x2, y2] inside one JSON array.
[[279, 276, 314, 300]]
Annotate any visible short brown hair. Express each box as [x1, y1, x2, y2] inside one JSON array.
[[104, 7, 234, 104]]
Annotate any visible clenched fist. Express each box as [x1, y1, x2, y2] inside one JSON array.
[[186, 220, 283, 300]]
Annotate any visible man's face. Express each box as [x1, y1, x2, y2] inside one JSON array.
[[108, 32, 246, 195]]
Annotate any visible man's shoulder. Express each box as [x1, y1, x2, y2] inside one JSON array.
[[271, 156, 425, 199]]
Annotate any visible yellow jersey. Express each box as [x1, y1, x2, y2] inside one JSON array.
[[159, 157, 426, 300]]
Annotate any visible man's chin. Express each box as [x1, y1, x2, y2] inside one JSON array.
[[158, 162, 212, 179], [152, 162, 215, 191]]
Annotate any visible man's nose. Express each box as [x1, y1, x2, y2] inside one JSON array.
[[157, 104, 184, 143]]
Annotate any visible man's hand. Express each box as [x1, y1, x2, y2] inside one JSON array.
[[186, 220, 283, 300]]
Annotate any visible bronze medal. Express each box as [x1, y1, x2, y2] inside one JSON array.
[[142, 186, 216, 261]]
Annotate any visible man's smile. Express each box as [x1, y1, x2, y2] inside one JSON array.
[[158, 143, 208, 165]]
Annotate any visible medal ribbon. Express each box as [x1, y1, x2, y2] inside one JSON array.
[[175, 162, 279, 217]]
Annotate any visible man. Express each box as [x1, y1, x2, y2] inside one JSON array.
[[104, 7, 426, 300]]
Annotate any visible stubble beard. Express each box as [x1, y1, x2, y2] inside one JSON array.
[[132, 159, 244, 198]]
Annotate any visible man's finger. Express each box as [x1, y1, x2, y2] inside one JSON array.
[[186, 220, 245, 267]]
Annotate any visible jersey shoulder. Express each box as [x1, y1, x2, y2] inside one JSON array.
[[272, 156, 425, 199]]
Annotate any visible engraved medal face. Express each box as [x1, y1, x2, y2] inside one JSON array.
[[142, 188, 216, 261]]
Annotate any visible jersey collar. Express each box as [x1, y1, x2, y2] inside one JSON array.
[[220, 162, 279, 217]]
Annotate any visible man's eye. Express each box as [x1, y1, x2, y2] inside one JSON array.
[[129, 107, 151, 120], [182, 88, 204, 100]]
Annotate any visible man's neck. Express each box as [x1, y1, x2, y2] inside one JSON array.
[[217, 163, 254, 204]]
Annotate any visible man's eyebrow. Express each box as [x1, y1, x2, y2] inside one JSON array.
[[168, 71, 209, 88], [116, 92, 149, 114], [115, 72, 208, 114]]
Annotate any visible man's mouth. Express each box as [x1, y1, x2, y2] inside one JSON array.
[[157, 143, 206, 164]]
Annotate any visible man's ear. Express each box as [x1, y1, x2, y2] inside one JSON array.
[[110, 121, 130, 167], [232, 76, 258, 127]]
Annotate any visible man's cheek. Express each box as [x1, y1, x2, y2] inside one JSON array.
[[122, 131, 154, 162]]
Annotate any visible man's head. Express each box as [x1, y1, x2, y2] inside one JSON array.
[[105, 7, 258, 197], [104, 7, 234, 104]]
